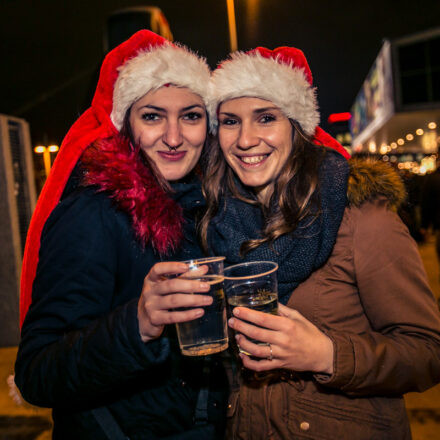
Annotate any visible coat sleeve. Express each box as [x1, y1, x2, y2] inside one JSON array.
[[317, 199, 440, 395], [14, 191, 169, 408]]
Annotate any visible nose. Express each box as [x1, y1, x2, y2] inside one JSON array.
[[237, 121, 259, 150], [163, 119, 183, 149]]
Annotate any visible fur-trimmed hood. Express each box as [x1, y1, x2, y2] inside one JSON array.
[[347, 158, 406, 211], [19, 30, 210, 327]]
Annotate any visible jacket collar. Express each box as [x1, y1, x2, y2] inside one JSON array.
[[348, 158, 406, 211]]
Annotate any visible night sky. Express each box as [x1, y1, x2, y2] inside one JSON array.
[[2, 0, 440, 147]]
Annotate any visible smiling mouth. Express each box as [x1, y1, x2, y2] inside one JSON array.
[[237, 154, 269, 165]]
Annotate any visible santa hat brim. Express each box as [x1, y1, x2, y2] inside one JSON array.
[[111, 44, 211, 130], [208, 51, 320, 135]]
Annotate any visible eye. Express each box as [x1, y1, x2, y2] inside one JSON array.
[[259, 114, 276, 123], [219, 117, 238, 126], [183, 111, 204, 121], [141, 112, 161, 121]]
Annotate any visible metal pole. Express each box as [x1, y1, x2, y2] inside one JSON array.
[[226, 0, 238, 52], [43, 149, 51, 177]]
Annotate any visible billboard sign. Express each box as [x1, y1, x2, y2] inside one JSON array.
[[350, 40, 395, 147]]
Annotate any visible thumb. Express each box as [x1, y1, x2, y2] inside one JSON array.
[[278, 305, 315, 330], [278, 303, 299, 319], [278, 304, 309, 324]]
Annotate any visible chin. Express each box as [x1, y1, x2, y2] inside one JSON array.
[[162, 171, 188, 181], [239, 176, 269, 189]]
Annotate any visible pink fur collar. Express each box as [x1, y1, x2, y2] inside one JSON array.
[[80, 136, 183, 255]]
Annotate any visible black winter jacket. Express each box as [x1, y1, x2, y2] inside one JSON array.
[[15, 183, 228, 440]]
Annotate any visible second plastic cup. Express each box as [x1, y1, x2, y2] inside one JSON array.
[[224, 261, 279, 349]]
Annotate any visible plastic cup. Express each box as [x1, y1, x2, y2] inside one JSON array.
[[172, 256, 228, 356], [224, 261, 278, 351]]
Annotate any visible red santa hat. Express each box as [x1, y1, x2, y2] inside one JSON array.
[[20, 30, 211, 327], [209, 46, 350, 159], [110, 37, 211, 129]]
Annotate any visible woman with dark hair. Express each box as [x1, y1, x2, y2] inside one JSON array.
[[202, 47, 440, 439], [14, 30, 227, 439]]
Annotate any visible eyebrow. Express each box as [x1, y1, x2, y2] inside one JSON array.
[[139, 104, 204, 112], [253, 106, 279, 114], [219, 106, 279, 117]]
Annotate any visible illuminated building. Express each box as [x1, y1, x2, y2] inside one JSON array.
[[350, 28, 440, 173]]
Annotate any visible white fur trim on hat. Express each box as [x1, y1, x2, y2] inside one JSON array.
[[208, 51, 320, 135], [111, 43, 211, 130]]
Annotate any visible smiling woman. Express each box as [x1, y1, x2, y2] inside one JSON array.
[[128, 86, 207, 181], [202, 45, 440, 440], [14, 30, 228, 440], [218, 97, 293, 203]]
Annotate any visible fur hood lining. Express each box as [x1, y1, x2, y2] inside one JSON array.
[[347, 158, 406, 211], [80, 136, 184, 255]]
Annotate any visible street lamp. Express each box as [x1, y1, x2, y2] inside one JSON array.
[[34, 144, 59, 178], [226, 0, 238, 52]]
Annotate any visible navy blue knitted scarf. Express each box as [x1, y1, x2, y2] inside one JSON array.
[[208, 150, 349, 304]]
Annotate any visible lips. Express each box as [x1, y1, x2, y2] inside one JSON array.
[[158, 151, 187, 161]]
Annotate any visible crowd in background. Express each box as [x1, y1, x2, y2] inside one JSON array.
[[397, 157, 440, 280]]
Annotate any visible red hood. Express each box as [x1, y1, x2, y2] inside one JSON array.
[[19, 30, 172, 328]]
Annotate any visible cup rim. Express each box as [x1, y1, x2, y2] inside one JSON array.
[[223, 261, 278, 280], [180, 256, 226, 266]]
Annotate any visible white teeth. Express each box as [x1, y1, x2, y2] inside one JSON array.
[[240, 155, 266, 164]]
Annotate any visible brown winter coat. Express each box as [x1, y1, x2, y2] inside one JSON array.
[[226, 159, 440, 439]]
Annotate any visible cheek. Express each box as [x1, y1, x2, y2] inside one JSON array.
[[274, 128, 293, 160], [184, 124, 207, 149], [190, 149, 204, 166], [219, 130, 234, 154], [266, 126, 291, 146], [130, 121, 143, 143], [128, 116, 140, 141], [135, 127, 158, 150]]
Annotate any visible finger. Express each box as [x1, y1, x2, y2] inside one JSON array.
[[185, 264, 210, 278], [156, 293, 213, 310], [147, 262, 189, 281], [155, 278, 211, 296], [228, 317, 275, 345], [232, 307, 285, 331], [235, 334, 272, 360], [278, 304, 305, 321], [239, 353, 281, 372], [154, 308, 205, 326]]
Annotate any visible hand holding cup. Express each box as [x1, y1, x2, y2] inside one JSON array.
[[229, 303, 334, 374], [137, 261, 213, 343]]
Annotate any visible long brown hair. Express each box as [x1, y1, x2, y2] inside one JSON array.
[[199, 120, 326, 255]]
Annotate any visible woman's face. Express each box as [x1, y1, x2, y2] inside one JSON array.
[[218, 97, 293, 201], [129, 86, 207, 181]]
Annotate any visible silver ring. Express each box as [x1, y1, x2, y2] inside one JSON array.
[[268, 343, 273, 361]]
